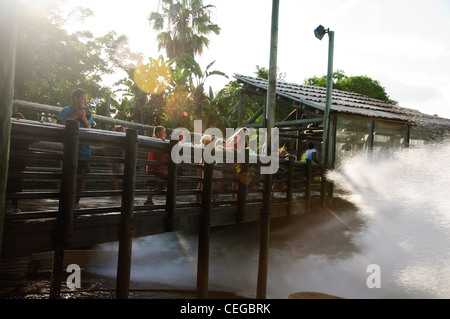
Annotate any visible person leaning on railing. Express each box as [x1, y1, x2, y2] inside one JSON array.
[[145, 126, 167, 205], [57, 88, 94, 209]]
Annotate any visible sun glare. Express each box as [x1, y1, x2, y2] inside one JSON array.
[[24, 0, 59, 10], [133, 57, 171, 95]]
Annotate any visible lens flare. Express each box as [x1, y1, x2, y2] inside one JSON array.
[[166, 90, 190, 118], [134, 57, 171, 95]]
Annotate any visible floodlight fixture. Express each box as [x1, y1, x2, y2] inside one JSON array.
[[313, 24, 335, 166], [314, 25, 328, 40]]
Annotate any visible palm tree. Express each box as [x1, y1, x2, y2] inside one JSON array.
[[171, 54, 228, 121], [148, 0, 220, 59]]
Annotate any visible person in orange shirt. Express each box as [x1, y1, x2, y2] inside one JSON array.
[[145, 126, 167, 205]]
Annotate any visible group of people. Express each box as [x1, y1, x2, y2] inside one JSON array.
[[7, 88, 320, 211]]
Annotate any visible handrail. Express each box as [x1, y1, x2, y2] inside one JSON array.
[[4, 117, 326, 298], [6, 119, 325, 213], [13, 99, 157, 135]]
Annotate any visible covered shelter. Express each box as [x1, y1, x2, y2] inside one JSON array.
[[234, 73, 450, 169]]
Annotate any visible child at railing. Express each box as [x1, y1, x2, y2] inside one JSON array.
[[272, 146, 291, 192], [224, 128, 248, 201], [196, 135, 224, 202], [196, 135, 212, 202], [145, 126, 167, 205]]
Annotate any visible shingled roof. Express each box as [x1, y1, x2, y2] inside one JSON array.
[[234, 73, 450, 127]]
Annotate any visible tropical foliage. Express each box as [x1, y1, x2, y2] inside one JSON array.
[[13, 1, 141, 124], [13, 1, 399, 136], [148, 0, 220, 59]]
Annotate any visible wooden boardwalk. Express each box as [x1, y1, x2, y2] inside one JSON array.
[[3, 119, 327, 258], [2, 119, 328, 298]]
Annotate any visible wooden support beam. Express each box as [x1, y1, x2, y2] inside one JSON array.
[[305, 159, 312, 214], [238, 89, 243, 127], [275, 117, 323, 127], [321, 166, 327, 207], [236, 149, 249, 223], [116, 129, 138, 299], [286, 155, 294, 215], [0, 0, 18, 260], [196, 160, 214, 299], [49, 120, 79, 299], [165, 139, 178, 231]]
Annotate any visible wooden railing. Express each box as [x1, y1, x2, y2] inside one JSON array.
[[5, 119, 324, 218], [3, 117, 325, 298]]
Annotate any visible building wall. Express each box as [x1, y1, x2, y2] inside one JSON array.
[[333, 114, 435, 167]]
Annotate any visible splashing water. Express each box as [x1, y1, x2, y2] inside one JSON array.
[[326, 141, 450, 298], [92, 141, 450, 299]]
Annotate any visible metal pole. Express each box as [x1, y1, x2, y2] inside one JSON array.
[[0, 0, 18, 259], [116, 129, 138, 299], [321, 30, 334, 166], [257, 0, 279, 299]]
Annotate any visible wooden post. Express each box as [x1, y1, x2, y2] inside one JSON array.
[[0, 0, 18, 260], [196, 160, 214, 299], [295, 110, 302, 160], [165, 139, 178, 232], [321, 167, 327, 207], [236, 148, 249, 223], [286, 155, 294, 215], [116, 129, 138, 299], [305, 159, 312, 214], [49, 120, 79, 299], [369, 119, 375, 151], [238, 89, 243, 127]]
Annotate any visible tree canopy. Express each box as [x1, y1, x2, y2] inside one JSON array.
[[14, 1, 137, 121], [304, 70, 397, 104], [13, 1, 400, 134], [148, 0, 220, 59]]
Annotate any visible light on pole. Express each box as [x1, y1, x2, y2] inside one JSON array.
[[314, 25, 334, 166]]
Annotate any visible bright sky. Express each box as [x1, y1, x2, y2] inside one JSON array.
[[57, 0, 450, 119]]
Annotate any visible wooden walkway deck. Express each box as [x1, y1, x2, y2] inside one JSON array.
[[2, 194, 322, 259]]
